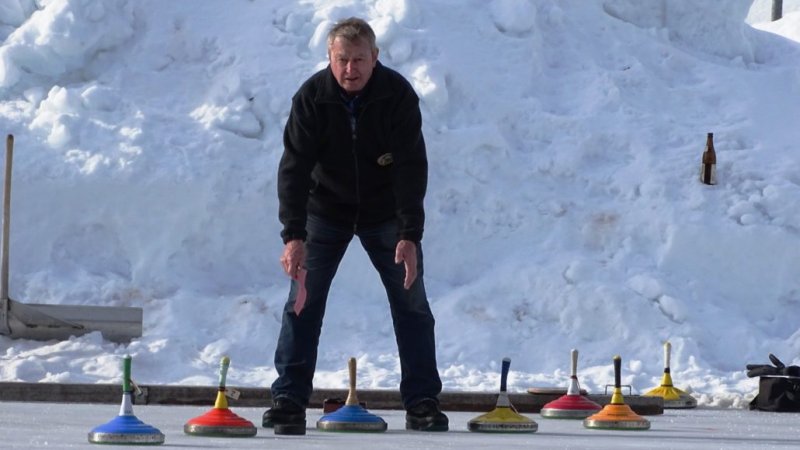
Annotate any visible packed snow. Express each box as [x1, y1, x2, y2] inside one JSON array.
[[1, 0, 799, 409]]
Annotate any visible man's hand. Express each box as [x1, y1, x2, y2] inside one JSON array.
[[280, 239, 306, 279], [394, 240, 418, 289]]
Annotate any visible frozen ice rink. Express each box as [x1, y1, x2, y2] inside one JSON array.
[[2, 402, 799, 449]]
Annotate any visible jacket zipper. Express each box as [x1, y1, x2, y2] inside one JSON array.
[[349, 109, 360, 233]]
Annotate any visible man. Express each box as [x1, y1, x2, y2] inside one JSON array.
[[263, 17, 448, 435]]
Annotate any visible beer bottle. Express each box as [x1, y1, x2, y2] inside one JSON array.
[[700, 132, 717, 185]]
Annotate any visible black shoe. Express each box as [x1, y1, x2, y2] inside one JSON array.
[[406, 398, 449, 432], [263, 397, 306, 435]]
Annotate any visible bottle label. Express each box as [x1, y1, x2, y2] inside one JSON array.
[[700, 163, 717, 185]]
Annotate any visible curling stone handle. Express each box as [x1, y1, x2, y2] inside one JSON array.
[[345, 357, 359, 406], [500, 357, 511, 393], [613, 355, 621, 389], [664, 341, 671, 370], [122, 355, 132, 393], [570, 349, 578, 377], [218, 356, 230, 389]]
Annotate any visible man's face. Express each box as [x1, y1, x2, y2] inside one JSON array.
[[328, 36, 378, 95]]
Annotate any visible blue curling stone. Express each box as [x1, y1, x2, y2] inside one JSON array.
[[317, 405, 387, 432], [88, 414, 165, 445]]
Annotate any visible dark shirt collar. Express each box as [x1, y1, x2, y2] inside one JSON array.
[[340, 90, 360, 113]]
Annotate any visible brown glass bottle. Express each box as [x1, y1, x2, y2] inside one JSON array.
[[700, 132, 716, 185]]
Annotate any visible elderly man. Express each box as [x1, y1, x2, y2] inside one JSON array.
[[263, 17, 448, 435]]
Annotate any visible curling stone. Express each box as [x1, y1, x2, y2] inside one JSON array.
[[468, 357, 537, 433], [643, 341, 697, 409], [88, 355, 165, 445], [541, 349, 602, 419], [316, 357, 387, 432], [584, 355, 650, 431], [184, 356, 257, 437]]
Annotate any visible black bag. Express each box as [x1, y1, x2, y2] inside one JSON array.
[[749, 376, 800, 412]]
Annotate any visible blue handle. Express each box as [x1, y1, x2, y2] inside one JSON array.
[[500, 357, 511, 392]]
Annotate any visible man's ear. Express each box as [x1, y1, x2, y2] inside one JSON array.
[[373, 48, 379, 66]]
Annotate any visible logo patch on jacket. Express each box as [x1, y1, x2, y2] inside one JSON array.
[[377, 153, 393, 166]]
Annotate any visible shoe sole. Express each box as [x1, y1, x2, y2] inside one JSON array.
[[263, 413, 306, 428], [406, 421, 449, 432], [274, 422, 307, 435]]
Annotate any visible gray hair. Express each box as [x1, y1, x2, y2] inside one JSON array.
[[327, 17, 378, 51]]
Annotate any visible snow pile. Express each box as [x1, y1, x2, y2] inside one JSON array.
[[0, 0, 799, 409]]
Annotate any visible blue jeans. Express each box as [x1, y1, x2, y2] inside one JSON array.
[[271, 215, 442, 409]]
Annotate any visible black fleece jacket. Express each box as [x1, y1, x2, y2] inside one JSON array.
[[278, 61, 428, 244]]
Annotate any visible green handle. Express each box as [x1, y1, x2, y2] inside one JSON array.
[[218, 356, 230, 389], [122, 355, 132, 393]]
